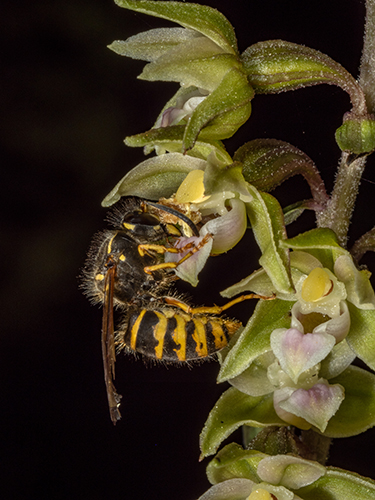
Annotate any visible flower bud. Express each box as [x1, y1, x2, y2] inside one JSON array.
[[335, 114, 375, 154]]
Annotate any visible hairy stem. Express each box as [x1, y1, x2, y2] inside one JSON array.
[[315, 1, 375, 245], [316, 153, 366, 247], [359, 0, 375, 114], [351, 226, 375, 262]]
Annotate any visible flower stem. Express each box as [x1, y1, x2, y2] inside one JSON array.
[[359, 0, 375, 115], [316, 153, 366, 247], [316, 1, 375, 245]]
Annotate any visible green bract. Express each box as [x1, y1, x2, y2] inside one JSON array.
[[111, 0, 254, 151]]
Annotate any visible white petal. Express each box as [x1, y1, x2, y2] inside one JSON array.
[[257, 455, 325, 489], [201, 198, 247, 254], [197, 478, 255, 500]]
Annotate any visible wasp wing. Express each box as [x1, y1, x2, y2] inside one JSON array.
[[102, 261, 122, 424]]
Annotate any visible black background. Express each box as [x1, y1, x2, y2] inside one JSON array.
[[2, 0, 375, 499]]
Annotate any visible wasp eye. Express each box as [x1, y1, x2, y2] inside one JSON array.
[[123, 212, 160, 226]]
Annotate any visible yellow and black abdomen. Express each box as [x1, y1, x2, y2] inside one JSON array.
[[118, 307, 241, 362]]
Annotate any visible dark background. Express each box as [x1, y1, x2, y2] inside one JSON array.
[[2, 0, 375, 499]]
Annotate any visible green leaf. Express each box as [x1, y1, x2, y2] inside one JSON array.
[[241, 40, 364, 112], [297, 467, 375, 500], [324, 366, 375, 437], [199, 387, 284, 459], [247, 186, 294, 295], [347, 303, 375, 371], [218, 299, 293, 382], [114, 0, 238, 54], [206, 443, 265, 485], [182, 68, 253, 150], [101, 153, 206, 206]]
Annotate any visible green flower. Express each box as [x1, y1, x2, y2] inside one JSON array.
[[201, 451, 327, 500], [110, 0, 254, 151], [201, 445, 375, 500]]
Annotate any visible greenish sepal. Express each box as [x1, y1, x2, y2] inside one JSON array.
[[241, 40, 359, 97], [182, 67, 254, 151], [222, 267, 282, 300], [247, 186, 294, 295], [140, 46, 240, 91], [323, 366, 375, 437], [335, 115, 375, 154], [218, 299, 294, 383], [108, 27, 199, 62], [319, 339, 356, 380], [114, 0, 238, 54], [206, 443, 265, 485], [101, 153, 206, 206], [203, 160, 251, 202], [235, 139, 328, 206], [281, 228, 343, 270], [296, 467, 375, 500], [334, 254, 375, 310], [199, 387, 284, 459], [346, 303, 375, 371], [125, 125, 232, 164]]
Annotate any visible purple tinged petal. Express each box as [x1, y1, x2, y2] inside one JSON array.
[[273, 387, 312, 430], [271, 328, 335, 383], [279, 382, 345, 432]]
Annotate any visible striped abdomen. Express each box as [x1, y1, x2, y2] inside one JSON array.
[[118, 307, 241, 362]]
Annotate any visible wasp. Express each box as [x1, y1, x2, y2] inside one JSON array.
[[82, 197, 270, 424]]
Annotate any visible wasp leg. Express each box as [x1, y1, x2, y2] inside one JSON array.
[[163, 293, 275, 315], [140, 234, 212, 275]]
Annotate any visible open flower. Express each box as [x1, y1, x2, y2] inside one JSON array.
[[200, 444, 375, 500], [162, 153, 251, 285], [199, 452, 326, 500], [229, 312, 347, 433], [110, 0, 254, 151], [102, 147, 252, 285]]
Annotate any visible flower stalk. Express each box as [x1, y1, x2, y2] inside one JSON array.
[[316, 153, 367, 247]]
